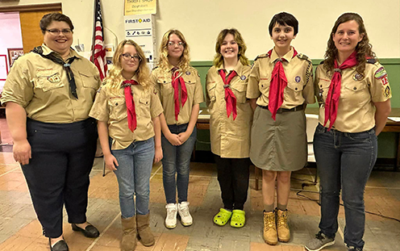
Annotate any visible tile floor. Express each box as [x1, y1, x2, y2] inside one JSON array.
[[0, 118, 399, 251]]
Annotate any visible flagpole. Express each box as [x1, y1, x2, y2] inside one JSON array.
[[90, 0, 97, 63]]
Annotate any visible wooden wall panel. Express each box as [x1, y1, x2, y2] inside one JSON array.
[[19, 10, 61, 54]]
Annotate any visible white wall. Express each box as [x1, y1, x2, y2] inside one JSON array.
[[0, 0, 399, 61], [0, 12, 23, 91]]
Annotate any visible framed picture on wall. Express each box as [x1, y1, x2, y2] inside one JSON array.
[[7, 48, 24, 67]]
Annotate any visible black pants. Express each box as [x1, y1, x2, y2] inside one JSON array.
[[214, 154, 250, 210], [22, 118, 97, 238]]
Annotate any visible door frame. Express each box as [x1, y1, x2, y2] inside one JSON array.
[[0, 3, 62, 13]]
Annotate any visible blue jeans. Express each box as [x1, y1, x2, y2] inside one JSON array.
[[161, 124, 197, 204], [111, 137, 154, 218], [314, 124, 377, 249]]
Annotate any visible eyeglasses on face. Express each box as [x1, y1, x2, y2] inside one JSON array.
[[46, 29, 73, 35], [121, 53, 142, 62], [167, 41, 184, 47]]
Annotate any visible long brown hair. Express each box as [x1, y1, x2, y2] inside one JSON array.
[[158, 29, 191, 72], [324, 13, 376, 75], [104, 40, 150, 95], [213, 28, 250, 68]]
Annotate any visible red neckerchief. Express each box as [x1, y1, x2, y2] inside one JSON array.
[[219, 69, 238, 120], [268, 48, 298, 120], [122, 80, 138, 132], [171, 67, 188, 121], [324, 51, 358, 130]]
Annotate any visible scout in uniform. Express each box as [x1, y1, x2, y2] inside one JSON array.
[[246, 12, 314, 245], [206, 28, 252, 228], [90, 40, 163, 251], [0, 13, 100, 251], [150, 29, 204, 229], [305, 13, 391, 251]]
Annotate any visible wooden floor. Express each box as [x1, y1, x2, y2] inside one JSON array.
[[0, 118, 399, 251]]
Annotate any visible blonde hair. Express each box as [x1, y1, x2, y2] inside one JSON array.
[[158, 29, 191, 72], [213, 29, 250, 68], [104, 40, 151, 95]]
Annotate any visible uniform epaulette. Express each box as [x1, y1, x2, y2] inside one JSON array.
[[152, 66, 159, 71], [254, 54, 268, 61], [297, 53, 311, 61], [366, 58, 376, 64], [319, 60, 325, 65]]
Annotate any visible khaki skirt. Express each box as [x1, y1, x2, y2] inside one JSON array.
[[250, 106, 307, 171]]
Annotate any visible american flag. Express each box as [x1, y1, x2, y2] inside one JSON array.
[[91, 0, 107, 80]]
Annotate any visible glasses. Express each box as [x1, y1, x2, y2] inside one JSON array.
[[121, 53, 141, 62], [167, 41, 184, 47], [46, 29, 72, 35]]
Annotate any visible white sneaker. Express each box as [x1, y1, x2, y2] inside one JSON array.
[[165, 203, 177, 229], [178, 201, 193, 226]]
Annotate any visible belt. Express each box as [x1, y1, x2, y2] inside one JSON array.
[[258, 104, 304, 113]]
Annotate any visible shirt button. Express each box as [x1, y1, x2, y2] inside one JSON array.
[[353, 87, 357, 90], [116, 103, 118, 106], [261, 85, 264, 87], [163, 81, 166, 83], [295, 87, 298, 90]]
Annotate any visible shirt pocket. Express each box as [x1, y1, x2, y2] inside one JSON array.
[[157, 78, 173, 98], [258, 79, 270, 97], [207, 82, 217, 103], [343, 81, 369, 104], [183, 74, 197, 97], [108, 97, 127, 121], [285, 81, 304, 103], [317, 79, 330, 104], [35, 71, 65, 92], [79, 71, 99, 90], [138, 96, 151, 118], [231, 83, 247, 104]]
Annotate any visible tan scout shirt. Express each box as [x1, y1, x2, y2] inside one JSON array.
[[246, 47, 315, 108], [89, 77, 163, 150], [0, 45, 100, 123], [151, 65, 204, 125], [315, 61, 392, 133], [206, 62, 252, 158]]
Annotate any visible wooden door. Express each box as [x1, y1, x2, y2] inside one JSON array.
[[20, 10, 62, 54]]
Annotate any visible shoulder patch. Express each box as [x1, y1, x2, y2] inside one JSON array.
[[366, 58, 376, 64], [254, 53, 268, 62], [374, 67, 387, 79]]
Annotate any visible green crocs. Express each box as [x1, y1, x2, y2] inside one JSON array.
[[213, 208, 232, 226], [230, 209, 245, 228]]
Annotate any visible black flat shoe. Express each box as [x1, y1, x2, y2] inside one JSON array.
[[71, 223, 100, 238], [49, 239, 69, 251]]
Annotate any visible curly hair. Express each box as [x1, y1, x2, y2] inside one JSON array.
[[324, 13, 376, 76], [104, 40, 151, 95], [213, 28, 250, 68], [158, 29, 191, 72]]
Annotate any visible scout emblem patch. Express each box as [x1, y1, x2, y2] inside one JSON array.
[[384, 86, 391, 98], [374, 67, 387, 79], [186, 71, 191, 75], [353, 73, 363, 81], [295, 76, 301, 83], [47, 73, 61, 83], [240, 75, 246, 80]]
